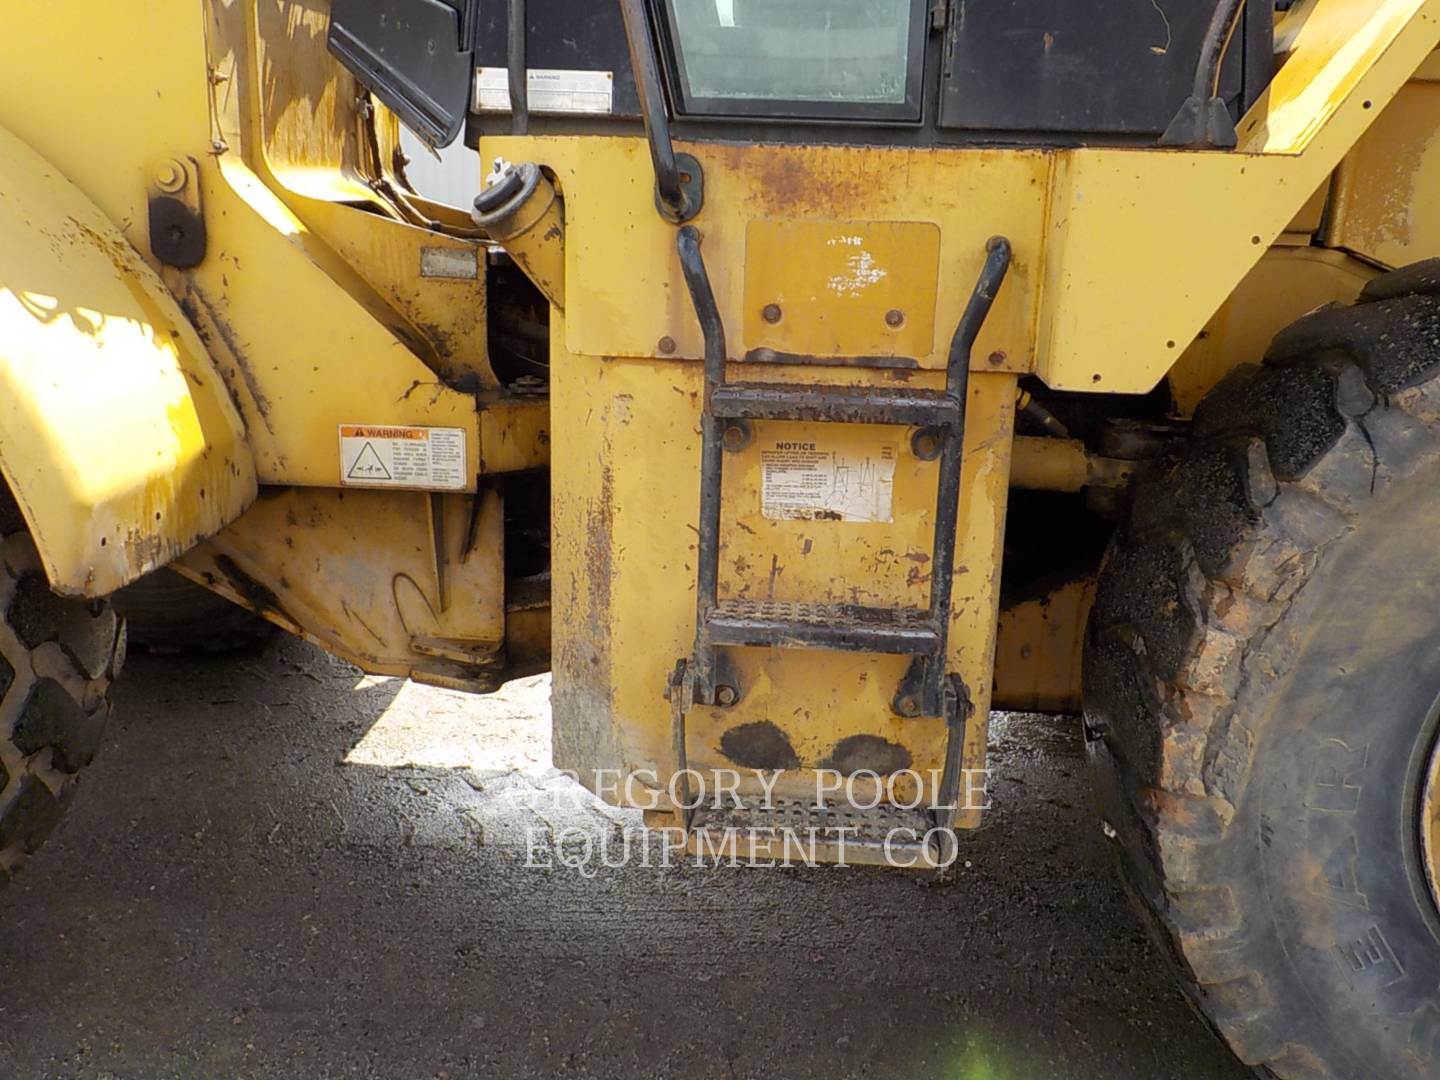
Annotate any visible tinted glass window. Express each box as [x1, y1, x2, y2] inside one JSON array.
[[664, 0, 920, 118]]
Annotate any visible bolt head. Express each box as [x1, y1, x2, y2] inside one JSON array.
[[761, 303, 782, 325], [987, 350, 1007, 367], [657, 336, 677, 355], [716, 685, 738, 707], [911, 428, 942, 461], [155, 160, 186, 193], [896, 694, 918, 716], [722, 424, 746, 451], [885, 308, 905, 328]]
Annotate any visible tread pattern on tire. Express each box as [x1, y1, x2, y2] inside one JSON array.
[[0, 493, 123, 881], [1084, 267, 1440, 1077], [113, 567, 273, 655]]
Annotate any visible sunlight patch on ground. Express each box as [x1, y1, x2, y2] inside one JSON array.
[[343, 672, 553, 773]]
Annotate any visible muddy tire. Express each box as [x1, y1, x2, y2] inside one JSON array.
[[114, 568, 273, 655], [0, 491, 124, 882], [1084, 262, 1440, 1079]]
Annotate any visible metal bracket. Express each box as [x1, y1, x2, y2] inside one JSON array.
[[1158, 0, 1244, 149], [932, 675, 975, 831], [619, 0, 703, 223], [665, 651, 742, 832], [655, 152, 704, 225], [148, 157, 206, 269], [893, 656, 936, 718], [666, 659, 696, 830]]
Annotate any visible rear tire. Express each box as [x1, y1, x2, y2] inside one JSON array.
[[0, 491, 123, 882], [1085, 262, 1440, 1079], [114, 567, 274, 655]]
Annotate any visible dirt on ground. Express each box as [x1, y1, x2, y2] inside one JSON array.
[[0, 636, 1251, 1080]]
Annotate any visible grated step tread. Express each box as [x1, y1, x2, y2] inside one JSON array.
[[706, 599, 939, 654]]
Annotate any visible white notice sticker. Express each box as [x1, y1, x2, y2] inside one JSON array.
[[419, 247, 479, 280], [761, 441, 895, 523], [339, 425, 467, 491], [474, 68, 614, 115]]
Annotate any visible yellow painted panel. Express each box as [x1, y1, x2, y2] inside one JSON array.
[[1168, 247, 1376, 415], [0, 2, 487, 490], [1245, 0, 1434, 153], [992, 577, 1094, 715], [0, 123, 255, 596], [550, 324, 1015, 825], [743, 220, 940, 360], [1039, 0, 1438, 393], [179, 487, 509, 689]]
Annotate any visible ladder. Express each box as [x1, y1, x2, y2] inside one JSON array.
[[666, 228, 1012, 835]]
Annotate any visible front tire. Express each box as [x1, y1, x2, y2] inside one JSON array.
[[0, 491, 123, 881], [1085, 263, 1440, 1078]]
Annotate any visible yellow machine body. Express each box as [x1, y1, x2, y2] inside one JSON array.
[[0, 0, 1436, 846], [477, 1, 1439, 845], [0, 1, 549, 687]]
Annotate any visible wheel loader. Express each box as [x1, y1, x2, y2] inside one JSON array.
[[0, 0, 1437, 1075]]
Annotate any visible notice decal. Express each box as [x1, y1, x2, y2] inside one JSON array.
[[760, 440, 895, 523]]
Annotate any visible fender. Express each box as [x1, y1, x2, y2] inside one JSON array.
[[0, 124, 255, 598]]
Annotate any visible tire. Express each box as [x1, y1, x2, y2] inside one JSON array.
[[113, 567, 274, 655], [1084, 260, 1440, 1079], [0, 489, 124, 882]]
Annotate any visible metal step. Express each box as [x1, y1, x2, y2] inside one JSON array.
[[705, 599, 939, 654], [710, 382, 959, 427]]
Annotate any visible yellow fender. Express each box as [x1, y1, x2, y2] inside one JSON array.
[[0, 124, 255, 598]]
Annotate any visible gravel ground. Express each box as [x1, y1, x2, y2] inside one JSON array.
[[0, 635, 1252, 1080]]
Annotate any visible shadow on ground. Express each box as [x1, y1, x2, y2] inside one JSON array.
[[0, 636, 1250, 1080]]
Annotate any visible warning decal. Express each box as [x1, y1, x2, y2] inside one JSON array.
[[760, 440, 895, 523], [338, 425, 467, 491]]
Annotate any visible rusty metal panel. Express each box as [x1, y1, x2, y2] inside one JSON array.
[[482, 136, 1047, 374]]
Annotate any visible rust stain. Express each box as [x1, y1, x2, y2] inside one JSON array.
[[824, 734, 913, 777], [184, 284, 277, 434], [719, 721, 801, 771], [766, 554, 783, 599]]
